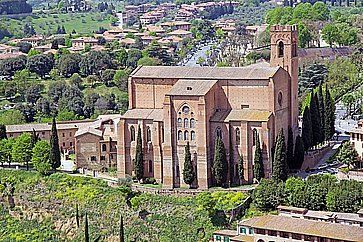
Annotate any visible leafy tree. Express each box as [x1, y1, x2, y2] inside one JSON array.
[[15, 103, 36, 123], [79, 51, 113, 77], [326, 180, 362, 213], [252, 179, 285, 211], [272, 129, 288, 181], [32, 140, 51, 175], [23, 23, 36, 37], [183, 142, 195, 187], [137, 56, 160, 66], [115, 48, 128, 67], [69, 73, 83, 88], [284, 177, 309, 208], [134, 125, 144, 181], [293, 135, 305, 170], [212, 136, 228, 186], [0, 124, 6, 140], [25, 84, 42, 104], [27, 54, 54, 78], [286, 126, 294, 170], [237, 154, 244, 184], [253, 136, 264, 182], [302, 106, 313, 151], [322, 23, 339, 47], [12, 133, 32, 170], [101, 69, 116, 86], [336, 142, 360, 168], [113, 69, 129, 92], [16, 42, 32, 54], [0, 56, 27, 77], [50, 118, 61, 171], [0, 110, 25, 125], [58, 53, 82, 77]]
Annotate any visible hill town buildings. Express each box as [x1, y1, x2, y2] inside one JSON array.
[[5, 25, 299, 189]]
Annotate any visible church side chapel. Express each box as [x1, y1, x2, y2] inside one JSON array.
[[117, 25, 299, 189]]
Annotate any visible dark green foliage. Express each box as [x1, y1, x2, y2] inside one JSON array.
[[318, 84, 325, 142], [253, 136, 264, 182], [293, 135, 305, 170], [0, 124, 6, 140], [0, 0, 32, 15], [27, 54, 54, 78], [212, 136, 228, 186], [119, 213, 125, 242], [0, 56, 27, 76], [85, 212, 89, 242], [237, 154, 244, 184], [58, 53, 82, 77], [286, 126, 294, 170], [50, 118, 61, 170], [182, 142, 195, 186], [252, 179, 285, 211], [30, 128, 38, 147], [336, 141, 360, 168], [324, 86, 335, 140], [79, 51, 114, 77], [302, 106, 313, 151], [272, 129, 288, 181], [298, 63, 328, 96], [16, 42, 32, 54], [134, 125, 144, 181], [309, 91, 322, 146]]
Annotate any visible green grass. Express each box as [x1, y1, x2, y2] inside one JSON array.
[[2, 12, 113, 37]]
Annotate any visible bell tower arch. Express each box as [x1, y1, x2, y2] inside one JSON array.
[[270, 25, 299, 134]]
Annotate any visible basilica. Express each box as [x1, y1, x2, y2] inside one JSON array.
[[116, 25, 299, 188]]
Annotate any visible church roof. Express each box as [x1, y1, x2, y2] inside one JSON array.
[[131, 62, 279, 80], [167, 79, 217, 96], [75, 127, 103, 137], [210, 109, 271, 122], [122, 109, 163, 121]]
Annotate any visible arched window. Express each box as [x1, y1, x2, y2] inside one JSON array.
[[147, 126, 151, 142], [278, 91, 283, 106], [235, 128, 240, 145], [177, 118, 182, 127], [178, 130, 182, 140], [190, 118, 195, 128], [216, 127, 222, 139], [278, 41, 284, 58], [130, 126, 135, 142], [102, 144, 107, 152], [184, 118, 189, 128], [191, 131, 196, 141], [253, 128, 258, 146], [184, 131, 189, 140]]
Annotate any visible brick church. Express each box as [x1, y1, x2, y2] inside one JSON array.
[[5, 25, 299, 189], [117, 25, 299, 188]]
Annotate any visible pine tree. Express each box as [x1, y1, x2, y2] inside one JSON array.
[[253, 136, 264, 181], [309, 90, 322, 147], [293, 135, 305, 170], [134, 125, 144, 181], [50, 117, 61, 171], [302, 106, 313, 151], [212, 136, 228, 186], [272, 129, 288, 181], [237, 154, 244, 184], [318, 84, 325, 142], [182, 142, 195, 186], [76, 203, 80, 228], [324, 85, 335, 140], [84, 212, 89, 242], [286, 126, 294, 170], [0, 124, 6, 139], [119, 213, 125, 242]]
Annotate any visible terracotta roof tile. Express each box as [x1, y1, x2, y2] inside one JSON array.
[[167, 79, 217, 96], [211, 109, 271, 122]]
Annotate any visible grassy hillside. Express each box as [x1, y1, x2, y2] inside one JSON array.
[[0, 170, 224, 241]]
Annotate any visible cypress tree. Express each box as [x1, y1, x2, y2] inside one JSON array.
[[76, 203, 80, 228], [293, 135, 305, 170], [318, 84, 325, 142], [182, 142, 195, 187], [309, 90, 322, 147], [286, 126, 294, 170], [272, 129, 288, 181], [237, 154, 244, 184], [84, 212, 89, 242], [229, 129, 234, 186], [0, 124, 6, 139], [212, 136, 228, 186], [119, 213, 125, 242], [30, 128, 39, 147], [302, 106, 313, 151], [253, 136, 264, 181], [50, 118, 61, 171], [324, 85, 335, 140], [134, 125, 144, 181]]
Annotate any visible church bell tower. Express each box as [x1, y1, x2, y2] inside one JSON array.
[[270, 25, 299, 134]]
